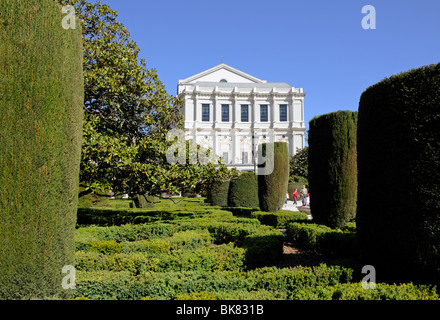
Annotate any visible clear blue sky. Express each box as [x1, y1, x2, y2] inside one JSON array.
[[93, 0, 440, 130]]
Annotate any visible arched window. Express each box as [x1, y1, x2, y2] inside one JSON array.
[[220, 79, 228, 83]]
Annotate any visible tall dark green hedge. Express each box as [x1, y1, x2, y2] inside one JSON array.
[[258, 142, 290, 213], [207, 180, 231, 207], [357, 63, 440, 285], [227, 172, 259, 208], [308, 111, 358, 229], [0, 0, 84, 299]]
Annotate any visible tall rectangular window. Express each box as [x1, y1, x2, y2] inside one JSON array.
[[280, 105, 288, 122], [222, 152, 229, 164], [222, 104, 229, 122], [202, 104, 210, 122], [242, 152, 248, 164], [241, 105, 249, 122], [260, 105, 268, 122]]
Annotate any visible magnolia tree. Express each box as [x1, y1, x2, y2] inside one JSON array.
[[57, 0, 236, 200]]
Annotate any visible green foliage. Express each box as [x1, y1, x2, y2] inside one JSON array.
[[221, 207, 256, 217], [72, 199, 440, 300], [207, 179, 231, 207], [76, 243, 245, 274], [56, 0, 236, 198], [286, 222, 357, 259], [0, 0, 83, 299], [357, 63, 440, 285], [242, 230, 284, 268], [308, 111, 358, 229], [289, 147, 308, 182], [76, 207, 232, 227], [258, 142, 290, 213], [75, 207, 284, 271], [78, 187, 110, 208], [73, 264, 355, 300], [131, 194, 160, 209], [79, 267, 437, 300], [251, 211, 308, 228], [287, 222, 333, 248], [295, 283, 439, 300], [228, 172, 259, 208]]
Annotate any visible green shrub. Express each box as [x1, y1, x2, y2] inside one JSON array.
[[295, 283, 439, 300], [123, 239, 172, 255], [228, 172, 259, 208], [119, 230, 212, 254], [177, 289, 288, 300], [286, 222, 333, 248], [242, 230, 284, 269], [73, 264, 354, 300], [317, 231, 358, 260], [0, 0, 83, 299], [87, 240, 125, 255], [258, 142, 290, 213], [308, 111, 358, 229], [286, 222, 358, 260], [76, 222, 178, 245], [357, 63, 440, 285], [221, 207, 256, 217], [207, 180, 231, 207], [76, 207, 231, 227], [251, 210, 308, 228], [76, 243, 246, 274]]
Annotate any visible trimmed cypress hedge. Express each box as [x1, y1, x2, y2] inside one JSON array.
[[357, 63, 440, 285], [308, 111, 358, 229], [207, 179, 230, 206], [0, 0, 83, 299], [227, 172, 259, 208], [258, 142, 290, 213]]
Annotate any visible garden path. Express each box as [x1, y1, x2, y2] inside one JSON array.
[[278, 205, 322, 268]]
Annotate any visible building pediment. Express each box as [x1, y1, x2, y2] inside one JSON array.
[[178, 63, 267, 85]]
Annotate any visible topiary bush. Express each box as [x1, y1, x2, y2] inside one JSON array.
[[228, 172, 259, 208], [308, 111, 358, 229], [357, 63, 440, 285], [207, 179, 231, 207], [0, 0, 83, 299], [257, 142, 290, 213]]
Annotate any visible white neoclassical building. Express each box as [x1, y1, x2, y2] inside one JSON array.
[[177, 64, 306, 172]]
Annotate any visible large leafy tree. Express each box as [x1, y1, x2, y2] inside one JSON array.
[[57, 0, 234, 198], [289, 147, 308, 182]]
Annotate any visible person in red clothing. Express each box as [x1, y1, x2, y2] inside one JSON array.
[[292, 189, 298, 206]]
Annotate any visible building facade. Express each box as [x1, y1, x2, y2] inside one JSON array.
[[177, 64, 306, 172]]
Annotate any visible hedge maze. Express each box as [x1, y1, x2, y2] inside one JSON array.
[[71, 200, 439, 300]]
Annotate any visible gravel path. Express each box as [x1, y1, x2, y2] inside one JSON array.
[[278, 241, 326, 268]]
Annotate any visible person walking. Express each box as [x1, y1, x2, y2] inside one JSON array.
[[292, 188, 298, 206], [301, 185, 308, 206], [285, 191, 289, 204]]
